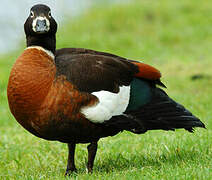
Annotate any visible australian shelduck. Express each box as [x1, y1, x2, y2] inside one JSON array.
[[7, 4, 205, 175]]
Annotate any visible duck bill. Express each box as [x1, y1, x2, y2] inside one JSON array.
[[32, 17, 50, 33]]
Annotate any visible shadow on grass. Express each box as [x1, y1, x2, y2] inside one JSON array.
[[98, 150, 200, 173], [64, 148, 202, 177]]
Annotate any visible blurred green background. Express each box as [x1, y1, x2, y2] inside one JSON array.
[[0, 0, 211, 179]]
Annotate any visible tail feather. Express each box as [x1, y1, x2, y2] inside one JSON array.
[[126, 88, 205, 133]]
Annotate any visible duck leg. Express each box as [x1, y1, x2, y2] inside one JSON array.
[[65, 143, 77, 175], [87, 141, 98, 173]]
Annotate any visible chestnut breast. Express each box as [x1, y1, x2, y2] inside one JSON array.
[[7, 48, 110, 142]]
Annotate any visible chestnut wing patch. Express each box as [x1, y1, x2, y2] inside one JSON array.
[[131, 62, 161, 80]]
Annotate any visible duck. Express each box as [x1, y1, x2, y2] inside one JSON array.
[[7, 4, 205, 175]]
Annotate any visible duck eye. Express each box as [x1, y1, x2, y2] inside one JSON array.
[[30, 11, 34, 18], [48, 11, 51, 18]]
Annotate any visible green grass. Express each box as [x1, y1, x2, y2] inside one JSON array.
[[0, 0, 212, 179]]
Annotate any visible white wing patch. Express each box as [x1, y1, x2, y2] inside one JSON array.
[[81, 86, 130, 123]]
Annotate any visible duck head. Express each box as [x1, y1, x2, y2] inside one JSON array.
[[24, 4, 57, 54]]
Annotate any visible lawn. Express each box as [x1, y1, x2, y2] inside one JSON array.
[[0, 0, 212, 179]]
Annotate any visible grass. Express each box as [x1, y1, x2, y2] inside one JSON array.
[[0, 0, 212, 179]]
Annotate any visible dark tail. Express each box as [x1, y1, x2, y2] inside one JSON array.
[[128, 88, 205, 133], [103, 88, 205, 134]]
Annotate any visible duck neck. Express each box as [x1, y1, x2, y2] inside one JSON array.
[[26, 34, 56, 55]]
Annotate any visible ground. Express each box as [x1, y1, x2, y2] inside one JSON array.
[[0, 0, 211, 179]]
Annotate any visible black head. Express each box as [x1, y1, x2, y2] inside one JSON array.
[[24, 4, 57, 54]]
